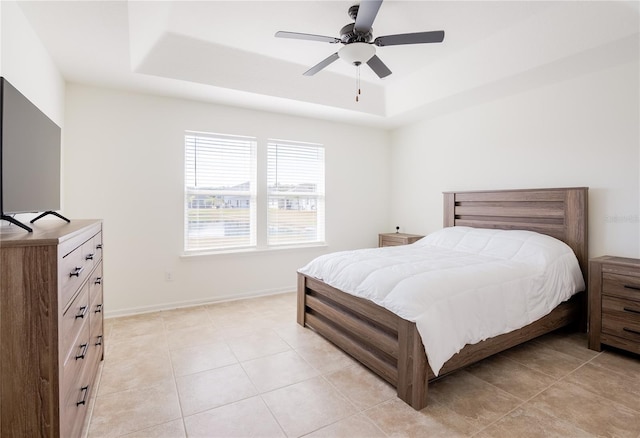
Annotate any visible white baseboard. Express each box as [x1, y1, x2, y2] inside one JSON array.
[[104, 286, 295, 319]]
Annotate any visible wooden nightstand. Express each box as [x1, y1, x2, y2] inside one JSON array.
[[378, 232, 424, 247], [588, 256, 640, 355]]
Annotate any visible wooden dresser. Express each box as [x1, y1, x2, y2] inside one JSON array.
[[588, 256, 640, 355], [0, 220, 104, 437], [378, 232, 424, 247]]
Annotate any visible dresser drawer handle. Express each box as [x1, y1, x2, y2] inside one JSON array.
[[96, 244, 103, 250], [69, 266, 85, 277], [76, 386, 89, 406], [94, 277, 102, 285], [94, 304, 103, 314], [95, 335, 103, 346], [75, 306, 88, 319], [623, 307, 640, 315], [623, 327, 640, 336], [85, 253, 94, 260], [624, 285, 640, 291], [75, 343, 88, 360]]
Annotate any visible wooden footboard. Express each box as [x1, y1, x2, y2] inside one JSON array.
[[298, 272, 583, 410], [297, 273, 429, 409]]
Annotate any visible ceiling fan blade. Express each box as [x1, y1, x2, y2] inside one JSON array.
[[367, 55, 392, 78], [374, 30, 445, 47], [303, 52, 340, 76], [275, 31, 341, 44], [354, 0, 383, 34]]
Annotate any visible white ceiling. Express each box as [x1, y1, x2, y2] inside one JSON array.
[[17, 0, 640, 128]]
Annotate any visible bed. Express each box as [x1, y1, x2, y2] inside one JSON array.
[[296, 187, 588, 410]]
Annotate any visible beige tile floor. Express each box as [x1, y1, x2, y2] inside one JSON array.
[[87, 292, 640, 438]]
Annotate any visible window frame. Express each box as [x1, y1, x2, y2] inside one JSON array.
[[184, 131, 257, 253], [183, 132, 326, 255], [266, 139, 326, 247]]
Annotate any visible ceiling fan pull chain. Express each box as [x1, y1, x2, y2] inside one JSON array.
[[356, 64, 361, 102]]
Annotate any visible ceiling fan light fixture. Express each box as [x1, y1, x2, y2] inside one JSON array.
[[275, 0, 445, 80], [338, 42, 375, 66]]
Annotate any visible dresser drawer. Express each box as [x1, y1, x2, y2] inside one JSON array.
[[60, 381, 89, 438], [90, 274, 104, 354], [89, 261, 103, 307], [82, 236, 99, 270], [62, 319, 90, 370], [61, 283, 90, 363], [90, 292, 104, 334], [90, 324, 104, 362], [60, 314, 103, 437], [88, 324, 104, 378], [60, 324, 92, 437], [61, 323, 97, 438], [602, 273, 640, 303], [60, 239, 95, 309], [93, 232, 103, 263]]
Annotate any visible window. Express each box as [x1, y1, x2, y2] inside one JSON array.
[[184, 132, 257, 251], [184, 132, 324, 253], [267, 140, 325, 246]]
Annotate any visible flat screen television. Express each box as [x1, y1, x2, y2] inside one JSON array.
[[0, 77, 66, 232]]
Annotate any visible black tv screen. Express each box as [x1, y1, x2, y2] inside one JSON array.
[[1, 77, 61, 218]]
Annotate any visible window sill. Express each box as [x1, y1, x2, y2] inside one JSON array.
[[181, 242, 328, 258]]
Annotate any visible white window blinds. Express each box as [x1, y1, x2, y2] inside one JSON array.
[[267, 140, 325, 246], [184, 132, 257, 251]]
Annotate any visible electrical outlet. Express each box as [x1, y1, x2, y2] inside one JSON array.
[[165, 271, 174, 282]]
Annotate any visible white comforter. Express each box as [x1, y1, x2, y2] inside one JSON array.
[[298, 226, 585, 376]]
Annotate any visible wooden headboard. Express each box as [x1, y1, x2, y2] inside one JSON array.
[[443, 187, 588, 279]]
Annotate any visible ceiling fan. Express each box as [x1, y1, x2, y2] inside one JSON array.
[[275, 0, 445, 79]]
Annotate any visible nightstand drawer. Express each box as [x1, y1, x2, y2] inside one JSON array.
[[382, 235, 410, 246], [602, 315, 640, 344], [378, 233, 424, 247], [602, 295, 640, 321], [602, 273, 640, 302]]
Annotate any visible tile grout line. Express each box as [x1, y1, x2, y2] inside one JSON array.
[[293, 374, 373, 438], [92, 296, 298, 437], [91, 316, 183, 437], [161, 316, 190, 438], [234, 350, 291, 435], [469, 347, 603, 437], [561, 349, 640, 416], [179, 302, 294, 436], [255, 393, 291, 437], [479, 335, 640, 436]]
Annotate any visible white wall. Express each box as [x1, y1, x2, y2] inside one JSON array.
[[63, 84, 391, 316], [390, 60, 640, 259], [0, 1, 65, 125]]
